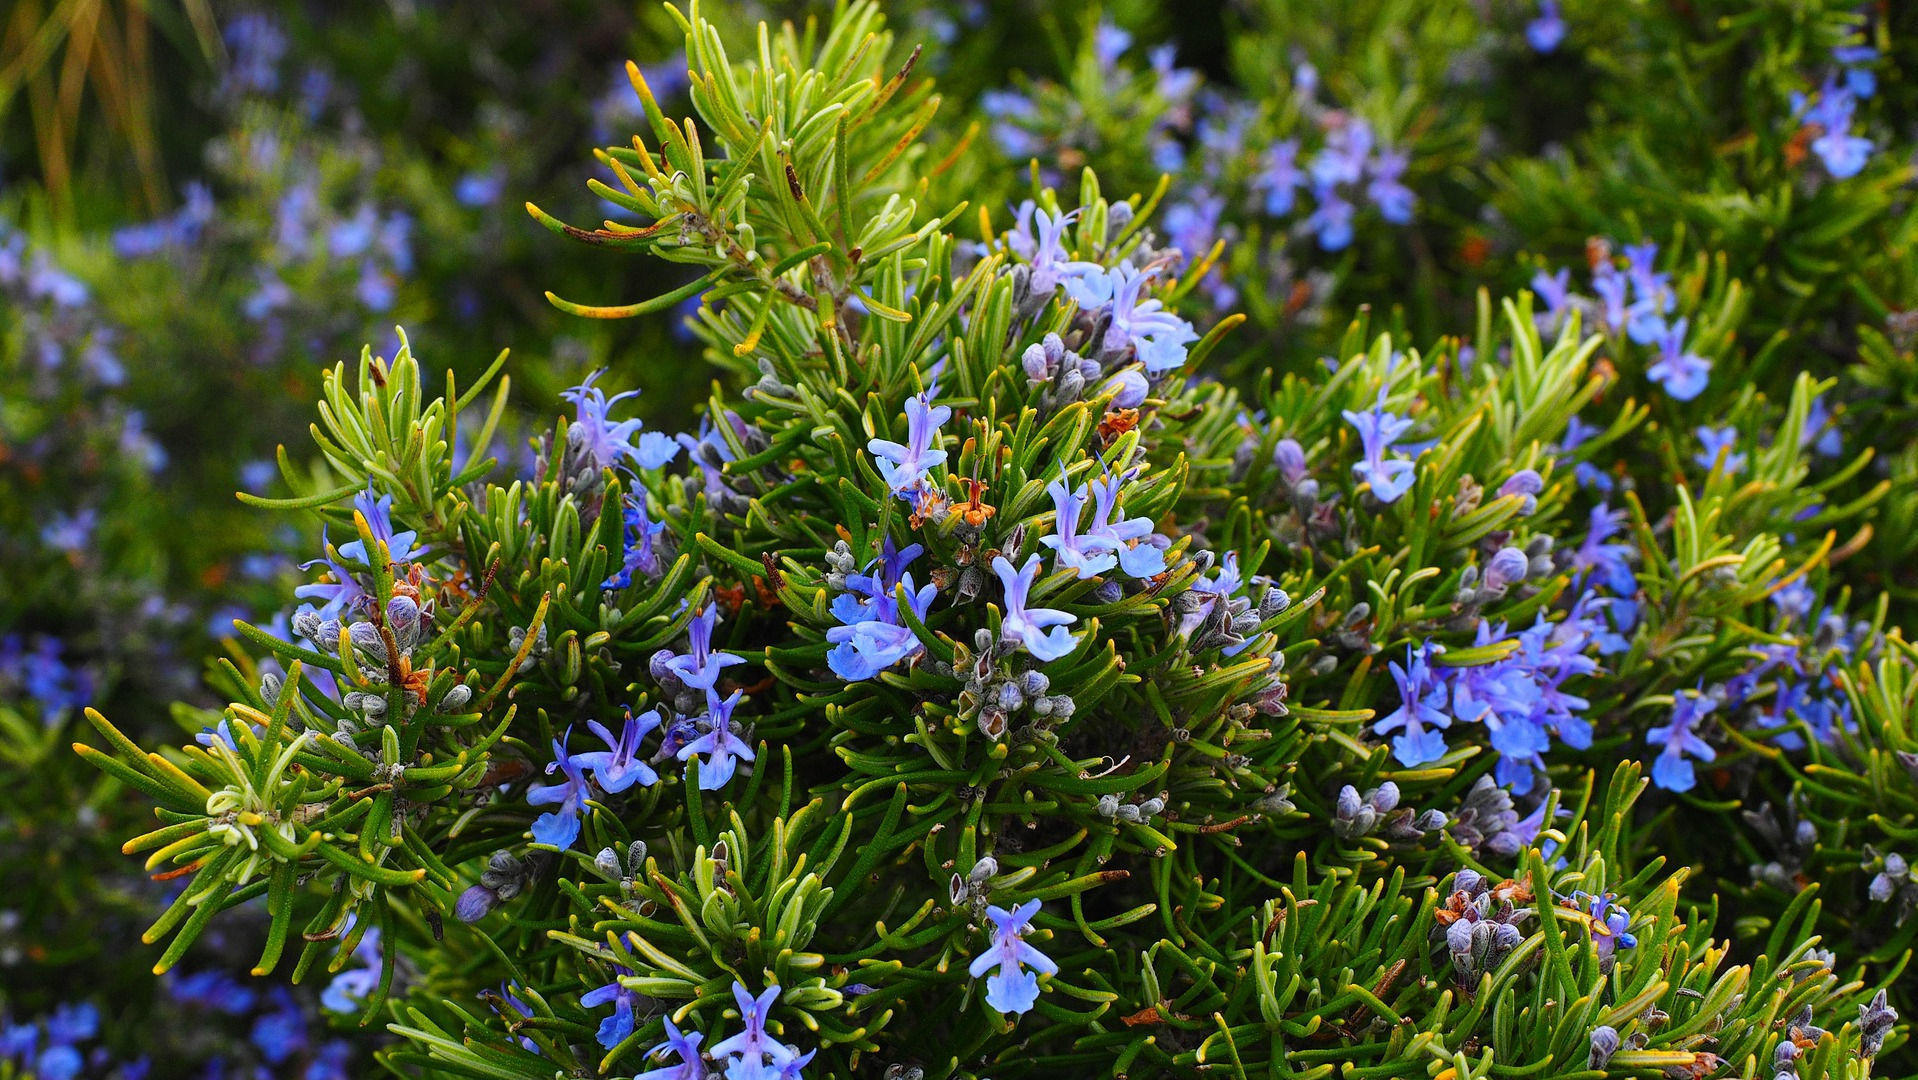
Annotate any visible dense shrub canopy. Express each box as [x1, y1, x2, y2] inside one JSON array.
[[3, 1, 1916, 1078]]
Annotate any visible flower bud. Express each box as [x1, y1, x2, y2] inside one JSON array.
[[1587, 1025, 1619, 1069], [1484, 546, 1529, 590], [1102, 369, 1148, 408], [455, 885, 498, 923]]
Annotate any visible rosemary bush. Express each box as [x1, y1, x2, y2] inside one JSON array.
[[1, 1, 1912, 1078]]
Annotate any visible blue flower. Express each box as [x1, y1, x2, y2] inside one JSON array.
[[168, 970, 258, 1014], [678, 689, 754, 789], [1525, 0, 1565, 52], [1374, 644, 1452, 766], [1303, 184, 1355, 251], [678, 414, 749, 509], [827, 541, 938, 681], [582, 971, 641, 1050], [43, 1004, 96, 1045], [1621, 242, 1674, 344], [1084, 472, 1167, 578], [1064, 264, 1199, 374], [1041, 479, 1117, 579], [1310, 120, 1372, 187], [1255, 140, 1304, 216], [306, 1041, 354, 1080], [991, 554, 1081, 662], [1693, 426, 1746, 474], [1569, 502, 1636, 597], [661, 606, 746, 691], [1800, 78, 1872, 178], [1833, 44, 1877, 99], [1800, 394, 1842, 457], [709, 982, 794, 1079], [1092, 20, 1131, 66], [321, 928, 382, 1013], [1641, 318, 1718, 402], [1343, 389, 1419, 504], [968, 900, 1057, 1015], [455, 169, 507, 208], [340, 486, 427, 565], [1005, 202, 1078, 297], [36, 1045, 83, 1080], [1366, 148, 1414, 225], [869, 389, 951, 497], [249, 989, 307, 1064], [527, 731, 592, 849], [574, 709, 663, 793], [1646, 687, 1717, 792], [634, 1014, 706, 1080], [1573, 891, 1637, 963], [564, 370, 681, 473], [604, 493, 669, 590]]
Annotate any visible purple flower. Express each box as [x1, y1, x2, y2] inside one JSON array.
[[1064, 264, 1199, 374], [678, 689, 754, 789], [991, 554, 1081, 662], [1375, 644, 1453, 766], [564, 371, 681, 473], [635, 1015, 706, 1080], [1085, 472, 1166, 578], [1343, 390, 1419, 504], [583, 971, 641, 1050], [869, 390, 951, 497], [1525, 0, 1565, 52], [661, 606, 746, 691], [1693, 426, 1746, 474], [528, 731, 593, 848], [968, 900, 1057, 1015], [708, 983, 794, 1078], [574, 709, 663, 793], [1645, 317, 1710, 401], [1647, 687, 1717, 793]]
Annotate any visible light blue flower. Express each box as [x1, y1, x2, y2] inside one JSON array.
[[991, 554, 1081, 662], [969, 900, 1057, 1014]]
